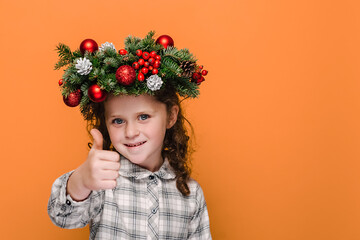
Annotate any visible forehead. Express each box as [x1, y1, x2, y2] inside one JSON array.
[[104, 94, 165, 116]]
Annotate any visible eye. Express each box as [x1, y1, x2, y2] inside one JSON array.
[[139, 114, 149, 121], [112, 118, 124, 124]]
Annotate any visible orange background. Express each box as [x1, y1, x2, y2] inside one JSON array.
[[1, 0, 360, 239]]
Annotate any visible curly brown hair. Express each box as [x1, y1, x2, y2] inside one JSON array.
[[82, 85, 194, 196]]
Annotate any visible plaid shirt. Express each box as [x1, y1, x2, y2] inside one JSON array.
[[48, 157, 212, 239]]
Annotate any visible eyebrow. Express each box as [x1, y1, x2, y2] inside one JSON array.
[[108, 110, 156, 118]]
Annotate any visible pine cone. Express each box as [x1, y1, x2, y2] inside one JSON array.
[[179, 61, 196, 78]]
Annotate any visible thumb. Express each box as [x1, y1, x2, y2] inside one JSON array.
[[90, 128, 104, 150]]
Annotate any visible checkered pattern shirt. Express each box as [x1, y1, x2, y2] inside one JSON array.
[[48, 157, 212, 239]]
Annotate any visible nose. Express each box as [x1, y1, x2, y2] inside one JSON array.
[[125, 121, 139, 139]]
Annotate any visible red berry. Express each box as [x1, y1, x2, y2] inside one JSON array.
[[149, 66, 153, 71], [153, 60, 161, 68], [58, 79, 63, 86], [142, 52, 150, 60], [144, 61, 150, 68], [192, 72, 201, 80], [201, 70, 208, 76], [148, 58, 155, 65], [138, 59, 145, 65], [196, 76, 205, 85], [199, 65, 203, 69], [138, 72, 145, 81], [150, 51, 157, 58], [132, 62, 140, 69], [141, 67, 149, 74], [155, 55, 161, 60], [152, 69, 158, 75], [119, 49, 127, 55], [136, 49, 142, 56]]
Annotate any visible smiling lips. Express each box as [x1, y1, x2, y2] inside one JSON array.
[[124, 141, 147, 148]]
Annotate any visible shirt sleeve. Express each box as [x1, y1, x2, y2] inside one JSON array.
[[47, 171, 104, 229], [187, 183, 212, 239]]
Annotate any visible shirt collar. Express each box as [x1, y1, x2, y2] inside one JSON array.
[[119, 156, 176, 180]]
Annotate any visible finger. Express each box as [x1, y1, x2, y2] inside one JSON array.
[[97, 150, 120, 162], [101, 161, 121, 171], [100, 180, 117, 190], [90, 128, 104, 150], [100, 170, 119, 180]]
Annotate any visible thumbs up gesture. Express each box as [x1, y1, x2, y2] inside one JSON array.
[[67, 129, 120, 201]]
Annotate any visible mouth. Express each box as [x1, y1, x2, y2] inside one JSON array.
[[124, 141, 147, 148]]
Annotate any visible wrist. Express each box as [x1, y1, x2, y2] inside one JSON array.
[[66, 170, 92, 201]]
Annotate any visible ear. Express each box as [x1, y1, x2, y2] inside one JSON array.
[[166, 105, 179, 129]]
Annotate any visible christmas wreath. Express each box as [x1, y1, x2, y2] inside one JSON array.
[[54, 31, 208, 115]]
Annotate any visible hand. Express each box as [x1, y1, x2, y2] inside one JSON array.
[[67, 129, 120, 201]]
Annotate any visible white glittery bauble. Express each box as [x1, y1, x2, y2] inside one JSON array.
[[98, 42, 116, 52], [75, 57, 92, 75], [146, 74, 163, 91]]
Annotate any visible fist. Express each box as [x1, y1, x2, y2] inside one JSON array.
[[67, 129, 120, 200]]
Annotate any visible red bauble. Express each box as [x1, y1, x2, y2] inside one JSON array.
[[138, 73, 145, 81], [58, 79, 63, 86], [88, 84, 107, 102], [155, 35, 174, 49], [63, 90, 81, 107], [116, 65, 136, 85], [80, 39, 98, 55], [119, 49, 128, 55]]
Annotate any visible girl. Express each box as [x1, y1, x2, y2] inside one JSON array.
[[48, 31, 211, 239]]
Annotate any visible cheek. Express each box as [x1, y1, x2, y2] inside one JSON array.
[[107, 126, 122, 143]]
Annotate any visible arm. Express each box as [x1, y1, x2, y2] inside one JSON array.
[[187, 183, 212, 239], [47, 171, 104, 229]]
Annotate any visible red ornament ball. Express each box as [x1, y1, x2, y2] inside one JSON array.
[[155, 35, 174, 49], [58, 79, 63, 86], [116, 65, 136, 85], [88, 84, 107, 102], [63, 90, 81, 107], [201, 70, 208, 76], [80, 39, 98, 55]]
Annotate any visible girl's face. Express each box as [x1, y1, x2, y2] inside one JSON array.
[[104, 94, 178, 172]]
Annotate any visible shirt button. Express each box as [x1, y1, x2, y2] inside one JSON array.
[[151, 208, 157, 214], [66, 200, 71, 206], [148, 175, 155, 180]]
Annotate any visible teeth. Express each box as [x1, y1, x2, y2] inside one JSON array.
[[126, 141, 145, 147]]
